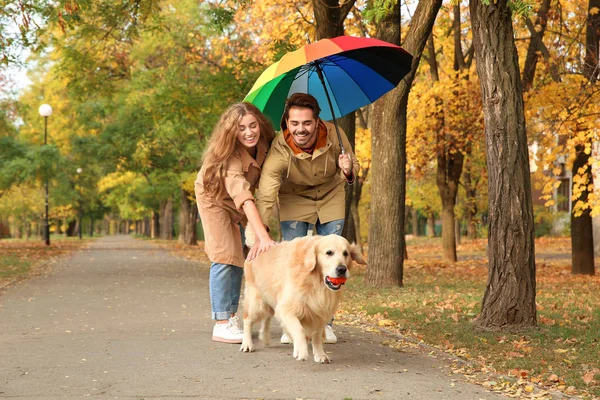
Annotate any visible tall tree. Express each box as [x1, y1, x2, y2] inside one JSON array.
[[408, 5, 482, 260], [366, 0, 442, 288], [470, 0, 537, 329], [571, 0, 599, 275]]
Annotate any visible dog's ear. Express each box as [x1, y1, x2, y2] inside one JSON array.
[[350, 243, 367, 265], [301, 237, 319, 272]]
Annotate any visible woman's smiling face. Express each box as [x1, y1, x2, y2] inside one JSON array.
[[237, 113, 260, 149]]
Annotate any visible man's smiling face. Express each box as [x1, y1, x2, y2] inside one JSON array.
[[286, 107, 318, 150]]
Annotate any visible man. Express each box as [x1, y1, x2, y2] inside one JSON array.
[[247, 93, 360, 344]]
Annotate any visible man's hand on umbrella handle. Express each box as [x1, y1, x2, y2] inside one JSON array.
[[338, 153, 353, 176]]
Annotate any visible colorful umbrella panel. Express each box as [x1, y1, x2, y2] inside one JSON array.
[[244, 36, 413, 127]]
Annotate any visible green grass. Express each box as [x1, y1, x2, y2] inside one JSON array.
[[339, 261, 600, 398], [0, 255, 32, 279]]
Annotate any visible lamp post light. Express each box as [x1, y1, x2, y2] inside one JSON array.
[[39, 104, 53, 246], [76, 167, 83, 239]]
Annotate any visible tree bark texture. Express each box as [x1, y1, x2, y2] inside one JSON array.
[[151, 211, 160, 239], [366, 0, 442, 288], [427, 213, 436, 237], [571, 0, 599, 275], [470, 0, 537, 329], [521, 0, 553, 92], [437, 149, 463, 263], [159, 199, 173, 240], [583, 0, 600, 82], [463, 157, 479, 239], [311, 0, 355, 40], [178, 189, 198, 245], [65, 220, 77, 237], [570, 144, 595, 275]]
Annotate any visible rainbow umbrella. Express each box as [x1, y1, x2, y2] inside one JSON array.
[[244, 35, 413, 152]]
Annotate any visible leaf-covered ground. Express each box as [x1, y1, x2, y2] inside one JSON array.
[[0, 237, 92, 289], [342, 238, 599, 399]]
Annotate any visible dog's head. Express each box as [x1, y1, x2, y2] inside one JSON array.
[[305, 235, 367, 291]]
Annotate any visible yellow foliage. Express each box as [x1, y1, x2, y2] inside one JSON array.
[[98, 172, 139, 193], [354, 126, 371, 174]]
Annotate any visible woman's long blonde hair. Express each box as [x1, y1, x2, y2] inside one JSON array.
[[202, 102, 275, 199]]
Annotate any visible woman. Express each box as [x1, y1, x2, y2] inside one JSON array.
[[195, 102, 277, 343]]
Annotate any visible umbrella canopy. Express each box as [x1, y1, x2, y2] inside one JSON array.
[[244, 36, 413, 127]]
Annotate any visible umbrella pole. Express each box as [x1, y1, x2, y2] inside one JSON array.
[[315, 64, 346, 154]]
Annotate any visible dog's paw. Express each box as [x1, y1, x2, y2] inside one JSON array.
[[314, 352, 330, 364], [293, 345, 309, 361], [239, 341, 254, 353]]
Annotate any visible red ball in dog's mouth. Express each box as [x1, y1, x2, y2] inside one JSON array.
[[324, 276, 347, 290]]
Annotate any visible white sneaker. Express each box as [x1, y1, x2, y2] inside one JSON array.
[[228, 316, 243, 335], [280, 332, 292, 344], [212, 318, 243, 343], [325, 325, 337, 344]]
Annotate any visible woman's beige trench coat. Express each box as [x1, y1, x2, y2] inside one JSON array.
[[195, 139, 269, 268]]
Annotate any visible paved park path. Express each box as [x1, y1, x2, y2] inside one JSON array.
[[0, 236, 508, 400]]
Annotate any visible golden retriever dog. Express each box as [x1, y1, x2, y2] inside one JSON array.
[[239, 234, 366, 363]]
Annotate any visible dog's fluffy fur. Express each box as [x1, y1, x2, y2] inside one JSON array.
[[239, 234, 366, 363]]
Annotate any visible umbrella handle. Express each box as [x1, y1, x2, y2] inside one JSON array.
[[334, 123, 346, 155]]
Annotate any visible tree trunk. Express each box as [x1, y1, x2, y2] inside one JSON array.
[[178, 189, 198, 245], [571, 0, 599, 275], [428, 23, 465, 263], [583, 0, 600, 82], [463, 156, 479, 239], [571, 144, 595, 274], [311, 0, 355, 39], [455, 218, 461, 246], [66, 220, 77, 236], [151, 211, 160, 238], [144, 216, 151, 237], [411, 207, 419, 236], [427, 212, 436, 237], [90, 215, 94, 237], [102, 217, 109, 235], [366, 0, 442, 288], [341, 113, 357, 242], [521, 0, 553, 92], [437, 151, 464, 262], [470, 0, 537, 330], [160, 199, 173, 240]]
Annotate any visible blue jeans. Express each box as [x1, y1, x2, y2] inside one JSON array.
[[209, 224, 245, 321], [280, 218, 344, 241], [280, 218, 344, 328], [209, 262, 243, 320]]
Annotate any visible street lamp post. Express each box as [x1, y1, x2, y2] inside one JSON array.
[[39, 104, 53, 246], [76, 167, 83, 239]]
